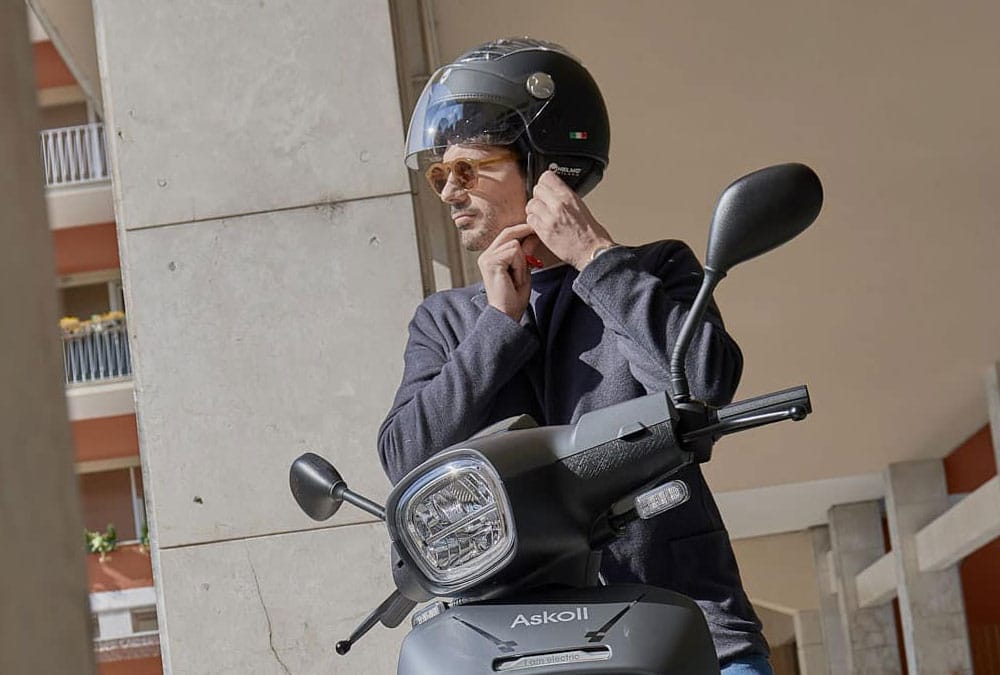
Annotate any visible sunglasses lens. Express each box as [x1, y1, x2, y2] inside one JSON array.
[[427, 165, 448, 194], [453, 159, 477, 189]]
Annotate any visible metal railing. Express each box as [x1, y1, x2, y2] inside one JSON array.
[[40, 122, 109, 187], [61, 313, 131, 385]]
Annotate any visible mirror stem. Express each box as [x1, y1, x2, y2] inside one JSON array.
[[670, 268, 724, 404], [334, 483, 386, 521]]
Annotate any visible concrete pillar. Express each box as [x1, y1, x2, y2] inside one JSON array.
[[92, 1, 424, 672], [794, 609, 828, 675], [828, 501, 902, 674], [0, 1, 96, 672], [986, 361, 1000, 468], [810, 525, 849, 675], [885, 461, 973, 674]]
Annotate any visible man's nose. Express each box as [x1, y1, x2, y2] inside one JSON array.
[[438, 173, 467, 203]]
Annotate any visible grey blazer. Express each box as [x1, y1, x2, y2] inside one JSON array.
[[378, 240, 767, 664]]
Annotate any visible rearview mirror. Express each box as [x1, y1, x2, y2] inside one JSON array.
[[670, 163, 823, 404], [289, 452, 345, 521], [705, 163, 823, 275]]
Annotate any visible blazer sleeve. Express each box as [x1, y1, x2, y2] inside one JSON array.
[[572, 241, 743, 405], [377, 299, 540, 484]]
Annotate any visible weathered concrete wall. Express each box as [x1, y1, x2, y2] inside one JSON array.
[[0, 1, 96, 672], [828, 501, 902, 674], [810, 525, 849, 675], [794, 610, 828, 675], [92, 1, 423, 671], [885, 461, 973, 674]]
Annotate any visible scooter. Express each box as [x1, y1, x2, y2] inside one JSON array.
[[290, 162, 823, 674]]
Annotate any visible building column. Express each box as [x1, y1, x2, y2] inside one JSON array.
[[810, 525, 849, 675], [794, 609, 828, 675], [0, 1, 96, 672], [885, 461, 973, 674], [986, 361, 1000, 468], [828, 501, 903, 674], [91, 1, 425, 672]]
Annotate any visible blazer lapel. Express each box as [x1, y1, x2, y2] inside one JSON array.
[[471, 286, 546, 415]]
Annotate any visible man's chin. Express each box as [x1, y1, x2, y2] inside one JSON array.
[[459, 230, 489, 252]]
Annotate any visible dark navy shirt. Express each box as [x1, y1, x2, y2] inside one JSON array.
[[529, 263, 571, 344]]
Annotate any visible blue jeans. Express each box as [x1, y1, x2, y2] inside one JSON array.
[[721, 655, 774, 675]]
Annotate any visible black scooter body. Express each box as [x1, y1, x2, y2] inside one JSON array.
[[398, 585, 719, 674], [288, 163, 823, 673]]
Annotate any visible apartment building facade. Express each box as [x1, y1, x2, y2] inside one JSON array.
[[32, 9, 161, 674]]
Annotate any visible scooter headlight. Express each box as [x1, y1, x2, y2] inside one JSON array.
[[390, 453, 515, 590]]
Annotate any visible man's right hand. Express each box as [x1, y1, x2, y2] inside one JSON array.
[[478, 223, 537, 322]]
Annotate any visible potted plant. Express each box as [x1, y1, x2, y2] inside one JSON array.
[[138, 522, 150, 554], [84, 524, 117, 563]]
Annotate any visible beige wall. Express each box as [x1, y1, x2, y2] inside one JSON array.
[[757, 604, 797, 647], [431, 0, 1000, 494], [733, 531, 820, 613]]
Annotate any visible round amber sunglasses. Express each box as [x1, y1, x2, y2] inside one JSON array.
[[424, 151, 516, 195]]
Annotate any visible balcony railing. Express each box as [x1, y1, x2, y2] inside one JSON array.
[[62, 312, 132, 385], [40, 122, 109, 187]]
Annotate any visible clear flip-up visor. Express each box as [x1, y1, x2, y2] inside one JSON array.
[[404, 65, 548, 169]]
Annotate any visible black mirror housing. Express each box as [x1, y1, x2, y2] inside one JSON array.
[[289, 452, 345, 521], [706, 163, 823, 275]]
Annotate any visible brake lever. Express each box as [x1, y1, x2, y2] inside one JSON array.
[[680, 405, 809, 444]]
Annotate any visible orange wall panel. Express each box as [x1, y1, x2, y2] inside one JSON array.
[[98, 655, 162, 675], [944, 422, 1000, 672], [969, 624, 1000, 675], [961, 539, 1000, 624], [87, 544, 154, 593], [944, 425, 997, 494], [80, 469, 138, 540], [72, 414, 139, 463], [34, 41, 76, 89], [53, 222, 120, 276]]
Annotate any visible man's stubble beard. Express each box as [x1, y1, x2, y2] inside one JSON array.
[[460, 229, 494, 252], [460, 208, 526, 253], [459, 214, 504, 252]]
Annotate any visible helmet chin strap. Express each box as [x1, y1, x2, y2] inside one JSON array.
[[523, 149, 549, 201], [524, 150, 536, 200]]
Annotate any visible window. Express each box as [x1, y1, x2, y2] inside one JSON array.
[[130, 606, 158, 634], [79, 467, 146, 543]]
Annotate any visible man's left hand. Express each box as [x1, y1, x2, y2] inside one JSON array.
[[526, 170, 615, 270]]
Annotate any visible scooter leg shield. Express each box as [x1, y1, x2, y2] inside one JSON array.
[[397, 584, 720, 674]]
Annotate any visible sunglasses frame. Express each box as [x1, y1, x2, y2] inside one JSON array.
[[424, 151, 517, 195]]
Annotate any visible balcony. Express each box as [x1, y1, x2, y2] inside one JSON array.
[[41, 122, 109, 187], [62, 312, 132, 385], [41, 123, 115, 230], [90, 581, 160, 664]]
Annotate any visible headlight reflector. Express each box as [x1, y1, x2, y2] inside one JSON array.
[[394, 456, 515, 589]]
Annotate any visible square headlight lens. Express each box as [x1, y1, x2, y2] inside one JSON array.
[[396, 457, 515, 588]]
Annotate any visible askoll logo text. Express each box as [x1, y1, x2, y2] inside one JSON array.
[[510, 607, 589, 629]]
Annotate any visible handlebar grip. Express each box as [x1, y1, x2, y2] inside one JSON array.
[[716, 385, 811, 423]]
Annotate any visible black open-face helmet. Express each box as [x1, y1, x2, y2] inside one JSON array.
[[405, 38, 610, 197]]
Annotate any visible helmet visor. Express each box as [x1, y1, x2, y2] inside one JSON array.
[[404, 66, 548, 170]]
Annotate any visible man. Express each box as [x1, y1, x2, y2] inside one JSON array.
[[378, 38, 772, 674]]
